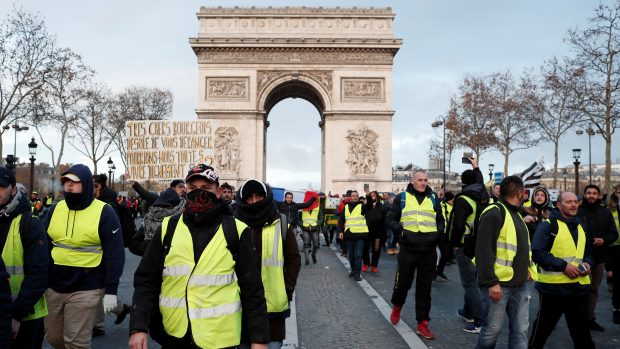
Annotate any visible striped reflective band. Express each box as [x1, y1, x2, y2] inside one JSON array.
[[54, 242, 102, 254], [401, 221, 437, 227], [346, 223, 368, 227], [5, 265, 24, 275], [347, 217, 365, 221], [263, 221, 283, 267], [496, 257, 513, 267], [401, 210, 436, 219], [561, 257, 583, 264], [159, 296, 186, 309], [303, 218, 317, 223], [162, 265, 192, 277], [188, 301, 241, 319], [188, 273, 237, 286], [497, 241, 518, 252]]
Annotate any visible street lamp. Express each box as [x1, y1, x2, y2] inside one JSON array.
[[107, 157, 114, 187], [28, 137, 37, 196], [562, 168, 568, 191], [431, 116, 446, 190], [2, 124, 29, 164], [576, 125, 597, 185], [488, 163, 495, 182], [4, 154, 16, 173], [111, 164, 116, 190], [573, 148, 581, 194]]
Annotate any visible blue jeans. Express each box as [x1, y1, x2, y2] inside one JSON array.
[[476, 282, 531, 349], [456, 248, 486, 326], [347, 238, 365, 276], [240, 341, 283, 349]]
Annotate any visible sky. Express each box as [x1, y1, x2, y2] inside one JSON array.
[[1, 0, 618, 190]]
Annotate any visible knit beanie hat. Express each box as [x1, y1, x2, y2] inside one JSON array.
[[238, 179, 267, 202], [461, 169, 477, 185]]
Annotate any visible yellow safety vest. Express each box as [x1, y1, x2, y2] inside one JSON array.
[[344, 204, 369, 233], [261, 219, 289, 314], [400, 192, 437, 233], [302, 209, 319, 228], [441, 202, 452, 224], [159, 217, 246, 349], [1, 214, 48, 320], [537, 220, 591, 285], [480, 203, 538, 282], [611, 209, 619, 247], [45, 197, 53, 206], [448, 196, 476, 244], [47, 200, 106, 268]]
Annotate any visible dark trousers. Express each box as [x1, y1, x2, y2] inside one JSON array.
[[611, 246, 620, 309], [391, 248, 437, 322], [363, 237, 383, 267], [435, 236, 450, 274], [347, 238, 365, 277], [13, 318, 45, 348], [529, 292, 594, 349]]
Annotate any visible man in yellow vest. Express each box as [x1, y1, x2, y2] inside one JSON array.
[[528, 191, 594, 348], [387, 169, 444, 340], [129, 164, 269, 349], [337, 190, 371, 282], [43, 164, 125, 348], [234, 179, 301, 348], [0, 167, 48, 348], [609, 184, 620, 324], [435, 191, 454, 282], [475, 176, 537, 349], [301, 193, 322, 267]]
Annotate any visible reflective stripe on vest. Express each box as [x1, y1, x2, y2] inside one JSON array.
[[261, 219, 289, 313], [537, 220, 590, 285], [47, 200, 106, 268], [302, 209, 319, 228], [612, 209, 619, 247], [461, 196, 477, 237], [159, 216, 246, 349], [345, 204, 368, 233], [1, 214, 48, 320], [400, 192, 437, 233]]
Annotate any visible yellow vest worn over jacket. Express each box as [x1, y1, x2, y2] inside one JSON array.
[[1, 214, 48, 320], [441, 202, 452, 227], [48, 200, 106, 267], [302, 209, 319, 229], [261, 218, 289, 314], [448, 195, 477, 244], [159, 216, 247, 348], [537, 219, 591, 285], [401, 192, 437, 233], [345, 204, 368, 234], [611, 208, 619, 246], [480, 202, 538, 282]]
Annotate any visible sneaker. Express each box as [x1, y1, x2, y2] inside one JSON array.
[[305, 259, 310, 267], [416, 320, 435, 339], [390, 305, 402, 325], [614, 309, 620, 324], [361, 264, 370, 272], [457, 309, 474, 323], [114, 304, 131, 325], [371, 266, 379, 273], [312, 255, 317, 264], [463, 323, 481, 334], [92, 327, 105, 337], [435, 272, 448, 281], [355, 275, 362, 281], [590, 320, 605, 331]]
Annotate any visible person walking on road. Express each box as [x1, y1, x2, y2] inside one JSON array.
[[362, 190, 387, 273], [44, 164, 125, 349], [528, 191, 595, 349], [475, 176, 537, 349], [300, 193, 322, 267], [338, 190, 370, 281], [278, 192, 316, 235], [234, 179, 301, 349], [435, 191, 454, 281], [128, 164, 269, 349], [388, 169, 444, 340]]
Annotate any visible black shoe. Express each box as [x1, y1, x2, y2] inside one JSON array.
[[115, 304, 131, 325], [348, 272, 354, 278], [590, 320, 605, 331], [92, 328, 105, 337], [436, 272, 448, 282], [355, 275, 362, 281], [305, 259, 310, 267], [312, 255, 317, 264], [613, 310, 620, 324]]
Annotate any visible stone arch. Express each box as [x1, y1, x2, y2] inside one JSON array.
[[257, 73, 333, 116]]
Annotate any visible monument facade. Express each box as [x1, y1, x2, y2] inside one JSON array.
[[190, 6, 402, 194]]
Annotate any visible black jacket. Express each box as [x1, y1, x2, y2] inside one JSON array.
[[364, 197, 387, 241], [337, 200, 372, 240], [448, 181, 487, 248], [0, 192, 48, 321], [132, 181, 159, 215], [577, 200, 619, 265], [129, 203, 269, 344], [532, 209, 593, 297], [0, 259, 11, 349], [277, 196, 316, 228], [386, 184, 444, 252]]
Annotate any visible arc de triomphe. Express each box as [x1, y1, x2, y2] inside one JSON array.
[[189, 6, 401, 194]]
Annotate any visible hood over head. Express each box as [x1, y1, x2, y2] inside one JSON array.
[[153, 188, 182, 208], [61, 164, 94, 210]]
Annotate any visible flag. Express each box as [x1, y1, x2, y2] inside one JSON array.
[[520, 157, 545, 188]]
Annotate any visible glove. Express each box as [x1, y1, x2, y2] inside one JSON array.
[[103, 294, 117, 314]]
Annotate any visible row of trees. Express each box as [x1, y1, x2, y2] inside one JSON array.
[[441, 2, 620, 192], [0, 8, 173, 176]]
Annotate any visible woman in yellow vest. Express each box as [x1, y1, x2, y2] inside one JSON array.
[[235, 179, 301, 349], [529, 191, 595, 349]]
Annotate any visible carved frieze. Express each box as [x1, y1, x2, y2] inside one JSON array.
[[257, 70, 332, 95], [198, 50, 394, 65], [206, 77, 249, 100], [341, 78, 384, 101], [345, 125, 378, 175], [214, 126, 241, 173]]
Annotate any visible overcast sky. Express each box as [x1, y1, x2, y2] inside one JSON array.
[[2, 0, 618, 190]]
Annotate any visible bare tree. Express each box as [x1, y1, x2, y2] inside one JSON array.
[[530, 57, 585, 188], [568, 2, 620, 192], [69, 84, 117, 174], [490, 70, 541, 175], [446, 74, 498, 161], [0, 8, 55, 164], [108, 86, 173, 169]]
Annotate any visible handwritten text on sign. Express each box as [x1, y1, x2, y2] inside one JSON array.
[[126, 120, 217, 181]]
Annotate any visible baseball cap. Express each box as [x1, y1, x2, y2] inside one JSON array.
[[60, 173, 81, 183], [0, 167, 16, 188], [185, 164, 219, 183]]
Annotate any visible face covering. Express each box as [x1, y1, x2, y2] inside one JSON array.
[[64, 192, 86, 210], [185, 189, 220, 223]]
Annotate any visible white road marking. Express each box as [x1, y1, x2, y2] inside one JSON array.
[[283, 292, 298, 348]]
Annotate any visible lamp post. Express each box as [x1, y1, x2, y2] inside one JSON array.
[[488, 163, 495, 182], [111, 164, 116, 190], [107, 157, 114, 187], [4, 154, 16, 173], [28, 137, 37, 196], [431, 116, 446, 190], [576, 125, 598, 185], [562, 168, 568, 191], [573, 148, 581, 194]]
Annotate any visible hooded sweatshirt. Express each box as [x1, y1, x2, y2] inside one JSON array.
[[448, 182, 488, 248], [0, 188, 48, 320], [43, 164, 125, 295]]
